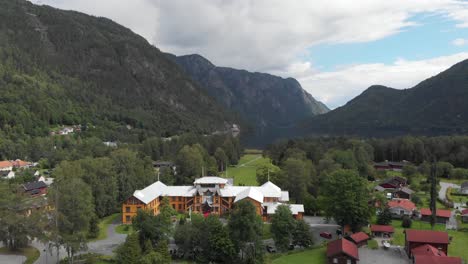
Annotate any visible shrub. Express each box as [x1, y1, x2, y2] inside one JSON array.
[[368, 239, 379, 250], [402, 216, 412, 228]]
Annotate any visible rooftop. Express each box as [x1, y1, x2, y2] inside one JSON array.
[[420, 208, 451, 218], [23, 181, 47, 191], [414, 255, 462, 264], [388, 199, 416, 211], [370, 224, 394, 233], [405, 230, 449, 244], [194, 176, 228, 185], [327, 238, 359, 260], [349, 232, 369, 243]]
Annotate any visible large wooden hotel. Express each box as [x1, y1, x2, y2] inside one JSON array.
[[122, 176, 304, 223]]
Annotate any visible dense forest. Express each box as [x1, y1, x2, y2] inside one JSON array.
[[0, 0, 234, 145], [302, 59, 468, 136]]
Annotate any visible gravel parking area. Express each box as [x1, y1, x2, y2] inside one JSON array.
[[359, 247, 410, 264]]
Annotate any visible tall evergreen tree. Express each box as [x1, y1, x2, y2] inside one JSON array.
[[271, 205, 295, 251]]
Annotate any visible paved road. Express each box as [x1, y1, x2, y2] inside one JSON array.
[[303, 216, 340, 244], [439, 182, 460, 202], [0, 254, 26, 264], [34, 221, 127, 264]]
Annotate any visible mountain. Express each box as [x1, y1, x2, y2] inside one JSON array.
[[166, 53, 329, 145], [303, 59, 468, 136], [0, 0, 233, 141]]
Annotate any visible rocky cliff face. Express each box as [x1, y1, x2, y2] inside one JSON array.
[[166, 53, 329, 145]]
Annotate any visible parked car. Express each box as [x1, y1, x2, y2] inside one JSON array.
[[320, 232, 332, 239], [266, 245, 277, 253]]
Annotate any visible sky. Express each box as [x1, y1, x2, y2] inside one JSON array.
[[30, 0, 468, 109]]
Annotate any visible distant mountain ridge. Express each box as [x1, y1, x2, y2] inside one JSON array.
[[303, 59, 468, 136], [166, 53, 329, 145]]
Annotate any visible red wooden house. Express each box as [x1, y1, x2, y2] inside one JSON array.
[[370, 224, 394, 237], [22, 181, 47, 196], [404, 230, 450, 258], [349, 232, 370, 247], [327, 238, 359, 264], [419, 208, 451, 224]]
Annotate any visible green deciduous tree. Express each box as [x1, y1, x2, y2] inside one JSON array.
[[292, 220, 313, 248], [271, 205, 295, 251], [376, 207, 392, 225], [321, 169, 371, 231]]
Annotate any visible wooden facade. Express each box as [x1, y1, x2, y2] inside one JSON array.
[[121, 178, 304, 224]]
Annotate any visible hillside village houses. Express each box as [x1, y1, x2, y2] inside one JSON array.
[[0, 159, 34, 179], [122, 176, 304, 224]]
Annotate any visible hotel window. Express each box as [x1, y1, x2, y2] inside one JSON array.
[[126, 215, 130, 222], [178, 197, 182, 202], [137, 206, 142, 210], [172, 204, 176, 209], [178, 204, 182, 210], [126, 207, 130, 213]]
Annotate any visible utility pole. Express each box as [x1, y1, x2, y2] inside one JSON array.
[[430, 158, 437, 230], [55, 180, 59, 263]]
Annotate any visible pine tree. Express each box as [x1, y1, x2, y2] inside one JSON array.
[[376, 207, 392, 225], [116, 233, 142, 264]]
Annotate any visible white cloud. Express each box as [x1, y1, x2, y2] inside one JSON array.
[[452, 38, 468, 46], [294, 52, 468, 108], [28, 0, 468, 108]]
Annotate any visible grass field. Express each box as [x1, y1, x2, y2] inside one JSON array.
[[270, 246, 326, 264], [0, 246, 40, 264], [89, 213, 120, 241], [221, 154, 279, 186], [115, 224, 134, 234]]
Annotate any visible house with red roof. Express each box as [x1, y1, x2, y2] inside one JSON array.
[[404, 230, 450, 257], [411, 244, 462, 264], [370, 224, 394, 237], [419, 208, 451, 224], [0, 160, 13, 171], [387, 199, 416, 218], [327, 238, 359, 264], [461, 209, 468, 223], [348, 232, 370, 247]]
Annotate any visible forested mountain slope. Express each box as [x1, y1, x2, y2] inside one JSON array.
[[303, 59, 468, 136], [0, 0, 233, 141], [166, 53, 329, 145]]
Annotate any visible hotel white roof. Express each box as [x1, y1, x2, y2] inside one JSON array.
[[234, 187, 264, 203], [264, 203, 305, 215], [132, 177, 289, 205], [194, 176, 228, 184]]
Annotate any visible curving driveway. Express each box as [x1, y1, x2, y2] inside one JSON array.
[[34, 221, 127, 264]]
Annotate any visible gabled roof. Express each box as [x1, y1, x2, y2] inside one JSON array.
[[412, 244, 446, 257], [259, 181, 282, 198], [194, 176, 228, 185], [0, 160, 13, 168], [280, 191, 289, 202], [420, 208, 451, 218], [370, 224, 394, 233], [388, 199, 416, 211], [134, 181, 167, 204], [414, 255, 462, 264], [23, 181, 47, 191], [264, 203, 304, 215], [399, 187, 414, 194], [349, 232, 369, 244], [405, 230, 449, 244], [234, 187, 263, 203], [327, 239, 359, 260]]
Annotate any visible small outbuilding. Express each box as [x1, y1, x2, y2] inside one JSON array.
[[327, 238, 359, 264], [348, 232, 370, 247], [370, 224, 394, 237]]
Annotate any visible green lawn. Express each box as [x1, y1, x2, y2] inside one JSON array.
[[115, 224, 134, 234], [221, 154, 279, 186], [270, 246, 326, 264], [0, 246, 40, 264], [387, 219, 467, 262], [89, 213, 120, 241], [263, 223, 272, 240]]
